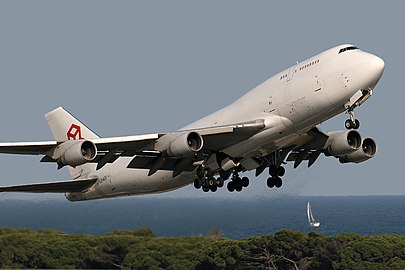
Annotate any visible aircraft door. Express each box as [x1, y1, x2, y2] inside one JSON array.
[[286, 65, 296, 82]]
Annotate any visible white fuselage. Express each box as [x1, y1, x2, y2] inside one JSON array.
[[67, 45, 384, 201]]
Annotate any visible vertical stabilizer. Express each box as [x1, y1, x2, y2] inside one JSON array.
[[45, 107, 99, 142], [45, 107, 99, 178]]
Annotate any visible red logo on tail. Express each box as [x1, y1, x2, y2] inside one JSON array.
[[67, 124, 84, 140]]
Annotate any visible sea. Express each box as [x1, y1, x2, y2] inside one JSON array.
[[0, 196, 403, 239]]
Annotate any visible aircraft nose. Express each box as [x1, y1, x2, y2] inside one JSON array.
[[369, 55, 385, 83]]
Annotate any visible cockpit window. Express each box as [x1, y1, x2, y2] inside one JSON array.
[[338, 46, 359, 54]]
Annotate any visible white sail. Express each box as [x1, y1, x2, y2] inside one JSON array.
[[307, 201, 320, 227]]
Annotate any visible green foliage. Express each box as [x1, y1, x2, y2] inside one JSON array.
[[133, 227, 156, 237], [0, 227, 403, 269], [333, 235, 405, 270], [105, 227, 155, 237]]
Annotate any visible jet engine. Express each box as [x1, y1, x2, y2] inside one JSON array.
[[56, 140, 97, 167], [326, 130, 362, 156], [166, 132, 203, 157], [339, 138, 377, 164]]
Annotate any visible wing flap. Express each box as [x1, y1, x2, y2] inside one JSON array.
[[0, 177, 97, 193]]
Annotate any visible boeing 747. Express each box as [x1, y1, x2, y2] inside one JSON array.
[[0, 44, 384, 201]]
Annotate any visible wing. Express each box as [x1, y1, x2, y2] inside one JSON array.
[[285, 128, 329, 168], [0, 120, 265, 175], [0, 141, 57, 155], [0, 177, 97, 193], [96, 119, 265, 174]]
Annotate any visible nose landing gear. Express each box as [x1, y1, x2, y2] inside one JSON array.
[[345, 109, 360, 130]]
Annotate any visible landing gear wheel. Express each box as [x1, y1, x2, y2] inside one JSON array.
[[194, 179, 202, 189], [196, 166, 204, 179], [203, 167, 213, 179], [202, 185, 210, 192], [277, 166, 285, 177], [267, 177, 275, 188], [353, 119, 360, 129], [345, 119, 360, 130], [210, 185, 218, 192], [241, 177, 249, 187], [274, 177, 283, 188], [208, 178, 215, 187], [216, 177, 224, 188], [269, 166, 285, 177], [227, 181, 235, 192], [345, 119, 353, 129], [269, 166, 277, 177], [235, 183, 243, 192]]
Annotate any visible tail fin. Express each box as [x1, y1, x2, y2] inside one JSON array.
[[45, 107, 99, 142], [45, 107, 99, 178]]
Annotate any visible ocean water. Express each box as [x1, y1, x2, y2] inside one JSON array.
[[0, 196, 403, 239]]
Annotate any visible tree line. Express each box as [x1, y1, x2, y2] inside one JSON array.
[[0, 227, 404, 269]]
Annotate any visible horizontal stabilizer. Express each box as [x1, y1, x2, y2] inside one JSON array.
[[0, 177, 97, 193]]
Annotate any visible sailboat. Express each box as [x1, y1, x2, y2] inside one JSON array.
[[307, 201, 320, 228]]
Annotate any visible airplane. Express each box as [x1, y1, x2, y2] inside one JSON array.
[[0, 44, 384, 201]]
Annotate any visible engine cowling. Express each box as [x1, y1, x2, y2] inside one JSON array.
[[57, 140, 97, 167], [326, 130, 362, 156], [339, 138, 377, 164], [166, 132, 203, 157]]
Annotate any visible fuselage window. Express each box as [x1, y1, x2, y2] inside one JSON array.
[[298, 59, 319, 73]]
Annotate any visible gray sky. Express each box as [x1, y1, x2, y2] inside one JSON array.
[[0, 1, 402, 200]]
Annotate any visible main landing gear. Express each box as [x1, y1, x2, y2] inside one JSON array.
[[264, 149, 287, 189], [194, 167, 249, 193], [267, 165, 284, 188], [345, 110, 360, 130], [194, 167, 224, 193], [226, 170, 249, 192], [194, 155, 286, 192]]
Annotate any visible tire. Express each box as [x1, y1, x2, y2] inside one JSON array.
[[216, 177, 224, 188], [345, 119, 353, 129], [235, 184, 242, 192], [353, 119, 360, 129], [208, 178, 215, 187], [241, 177, 249, 187], [274, 177, 283, 188], [196, 167, 204, 179], [227, 181, 235, 192], [269, 166, 277, 176], [277, 167, 285, 177], [194, 179, 202, 189], [267, 177, 275, 188], [202, 185, 210, 192], [210, 185, 218, 192], [203, 167, 213, 179]]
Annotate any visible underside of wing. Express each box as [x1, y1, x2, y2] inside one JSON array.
[[123, 119, 266, 175], [0, 177, 97, 193], [285, 128, 329, 168]]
